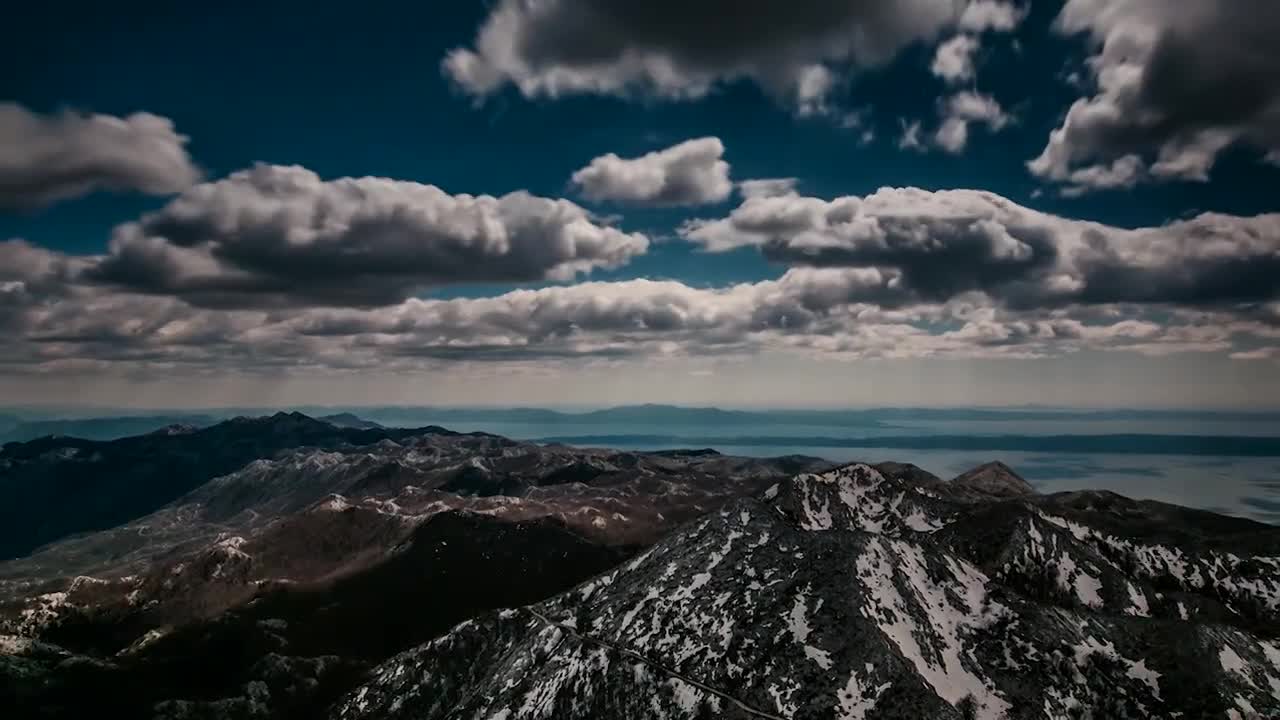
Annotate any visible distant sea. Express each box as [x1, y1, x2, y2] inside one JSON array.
[[359, 408, 1280, 526]]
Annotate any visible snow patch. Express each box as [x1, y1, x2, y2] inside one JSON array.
[[854, 537, 1010, 720], [787, 588, 833, 670], [836, 668, 890, 719], [1126, 582, 1150, 617], [1221, 644, 1255, 686]]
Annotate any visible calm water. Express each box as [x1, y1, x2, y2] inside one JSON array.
[[681, 445, 1280, 526]]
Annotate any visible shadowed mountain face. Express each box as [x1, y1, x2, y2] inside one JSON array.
[[0, 424, 831, 608], [336, 464, 1280, 720], [1, 511, 632, 720], [0, 412, 476, 560], [0, 414, 833, 719]]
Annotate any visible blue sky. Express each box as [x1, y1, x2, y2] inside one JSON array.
[[2, 1, 1279, 408]]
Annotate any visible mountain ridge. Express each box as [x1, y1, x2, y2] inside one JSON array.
[[0, 414, 476, 560]]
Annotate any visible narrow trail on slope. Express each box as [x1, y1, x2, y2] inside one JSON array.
[[527, 608, 787, 720]]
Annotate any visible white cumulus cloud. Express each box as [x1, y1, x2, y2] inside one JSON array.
[[571, 137, 732, 206]]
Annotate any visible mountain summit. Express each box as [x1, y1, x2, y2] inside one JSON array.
[[950, 460, 1036, 498]]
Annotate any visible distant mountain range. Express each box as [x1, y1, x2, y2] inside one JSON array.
[[0, 412, 385, 443], [6, 403, 1280, 444], [0, 415, 221, 443], [0, 404, 895, 441], [537, 432, 1280, 456]]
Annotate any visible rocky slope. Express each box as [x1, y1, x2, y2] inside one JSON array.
[[0, 424, 828, 622], [1, 511, 631, 719], [336, 462, 1280, 720], [0, 415, 831, 718]]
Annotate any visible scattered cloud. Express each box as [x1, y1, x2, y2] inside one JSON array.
[[931, 35, 980, 84], [1030, 1, 1280, 192], [85, 164, 649, 308], [898, 120, 925, 151], [931, 3, 1024, 86], [9, 256, 1278, 373], [0, 103, 200, 210], [571, 137, 732, 206], [1231, 347, 1279, 361], [934, 91, 1010, 153], [738, 178, 798, 200], [958, 1, 1025, 32], [444, 0, 980, 113], [1054, 155, 1145, 197]]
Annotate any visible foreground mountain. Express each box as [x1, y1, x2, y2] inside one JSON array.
[[336, 462, 1280, 720]]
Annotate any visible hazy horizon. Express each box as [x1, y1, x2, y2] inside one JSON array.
[[4, 402, 1279, 525], [8, 400, 1280, 415], [2, 349, 1279, 411]]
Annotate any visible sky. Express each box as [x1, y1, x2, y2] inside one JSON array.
[[1, 0, 1279, 409]]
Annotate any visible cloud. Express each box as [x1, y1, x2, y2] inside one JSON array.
[[15, 258, 1274, 372], [3, 140, 1274, 372], [0, 239, 89, 329], [934, 91, 1010, 153], [571, 137, 732, 206], [958, 1, 1025, 32], [0, 239, 83, 290], [898, 120, 925, 151], [931, 35, 980, 84], [1030, 1, 1280, 192], [680, 186, 1280, 309], [1231, 347, 1279, 361], [85, 164, 649, 309], [738, 178, 798, 199], [1054, 155, 1144, 197], [279, 267, 918, 349], [932, 3, 1025, 85], [444, 0, 980, 112], [0, 103, 200, 210], [1, 266, 912, 369], [7, 241, 1280, 374]]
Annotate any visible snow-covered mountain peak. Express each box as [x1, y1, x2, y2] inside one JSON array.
[[770, 462, 951, 536], [335, 461, 1280, 720]]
